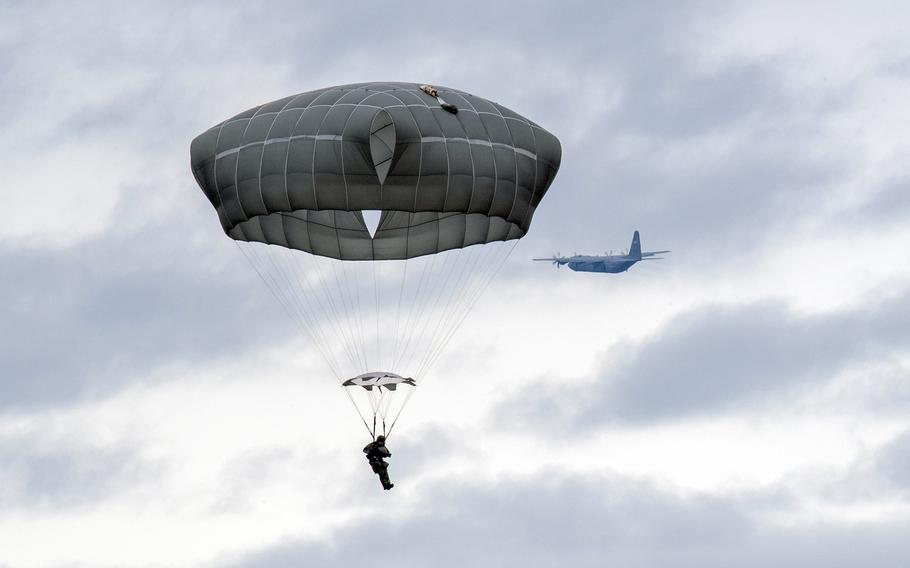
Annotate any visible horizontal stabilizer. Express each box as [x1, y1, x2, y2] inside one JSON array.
[[641, 250, 671, 257]]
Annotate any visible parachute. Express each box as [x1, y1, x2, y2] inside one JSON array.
[[190, 82, 561, 438]]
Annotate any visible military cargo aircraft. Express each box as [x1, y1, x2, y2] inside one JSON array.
[[533, 231, 670, 273]]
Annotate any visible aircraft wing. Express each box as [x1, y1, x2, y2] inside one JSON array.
[[641, 250, 670, 257]]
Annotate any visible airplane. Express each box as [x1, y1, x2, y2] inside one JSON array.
[[532, 230, 670, 273]]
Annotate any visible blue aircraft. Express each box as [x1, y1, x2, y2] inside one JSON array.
[[533, 231, 670, 273]]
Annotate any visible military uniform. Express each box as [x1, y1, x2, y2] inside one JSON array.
[[363, 437, 394, 490]]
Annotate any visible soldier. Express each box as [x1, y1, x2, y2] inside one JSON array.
[[363, 435, 394, 490]]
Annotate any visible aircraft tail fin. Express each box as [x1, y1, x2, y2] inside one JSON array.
[[629, 230, 642, 260]]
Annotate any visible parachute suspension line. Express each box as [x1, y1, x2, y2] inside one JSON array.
[[351, 263, 379, 369], [273, 249, 360, 374], [328, 258, 371, 372], [342, 383, 374, 438], [268, 247, 353, 380], [395, 246, 462, 374], [421, 243, 504, 373], [241, 242, 382, 439], [400, 244, 478, 375], [367, 388, 380, 416], [236, 242, 344, 380], [349, 261, 370, 373], [393, 247, 453, 375], [389, 259, 426, 370], [298, 257, 355, 374], [380, 387, 397, 427], [339, 258, 367, 373], [418, 240, 518, 381], [277, 248, 350, 377], [416, 244, 505, 380], [269, 247, 350, 379], [241, 235, 516, 443], [236, 243, 319, 367], [293, 253, 363, 375], [330, 258, 366, 373], [391, 249, 440, 371], [389, 258, 409, 372], [380, 390, 394, 421], [372, 261, 381, 371], [408, 245, 464, 371], [387, 240, 517, 438], [385, 384, 417, 440], [361, 386, 395, 439], [349, 261, 369, 372], [390, 253, 430, 370], [400, 243, 485, 377], [414, 258, 449, 366], [264, 248, 340, 373]]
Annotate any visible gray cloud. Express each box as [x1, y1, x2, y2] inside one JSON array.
[[529, 65, 848, 261], [223, 471, 910, 568], [421, 3, 861, 260], [0, 438, 158, 508], [0, 209, 287, 409], [499, 291, 910, 427], [843, 176, 910, 227], [876, 430, 910, 490]]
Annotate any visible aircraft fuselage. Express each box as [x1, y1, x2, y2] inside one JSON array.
[[565, 256, 638, 273]]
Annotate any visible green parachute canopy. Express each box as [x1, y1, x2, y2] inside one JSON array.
[[191, 82, 561, 260]]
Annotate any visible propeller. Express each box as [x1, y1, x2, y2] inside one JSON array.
[[532, 252, 565, 268]]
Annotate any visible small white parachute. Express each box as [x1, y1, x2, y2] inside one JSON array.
[[341, 372, 417, 438], [342, 372, 416, 392]]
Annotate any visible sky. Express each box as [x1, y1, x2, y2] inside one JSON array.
[[2, 0, 910, 566]]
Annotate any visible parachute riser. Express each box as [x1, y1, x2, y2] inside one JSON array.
[[342, 370, 415, 441]]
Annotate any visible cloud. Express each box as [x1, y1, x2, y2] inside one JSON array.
[[0, 437, 152, 508], [224, 471, 910, 568], [498, 291, 910, 427], [0, 217, 290, 409], [876, 430, 910, 491], [597, 295, 910, 423], [532, 55, 848, 258], [844, 176, 910, 227]]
